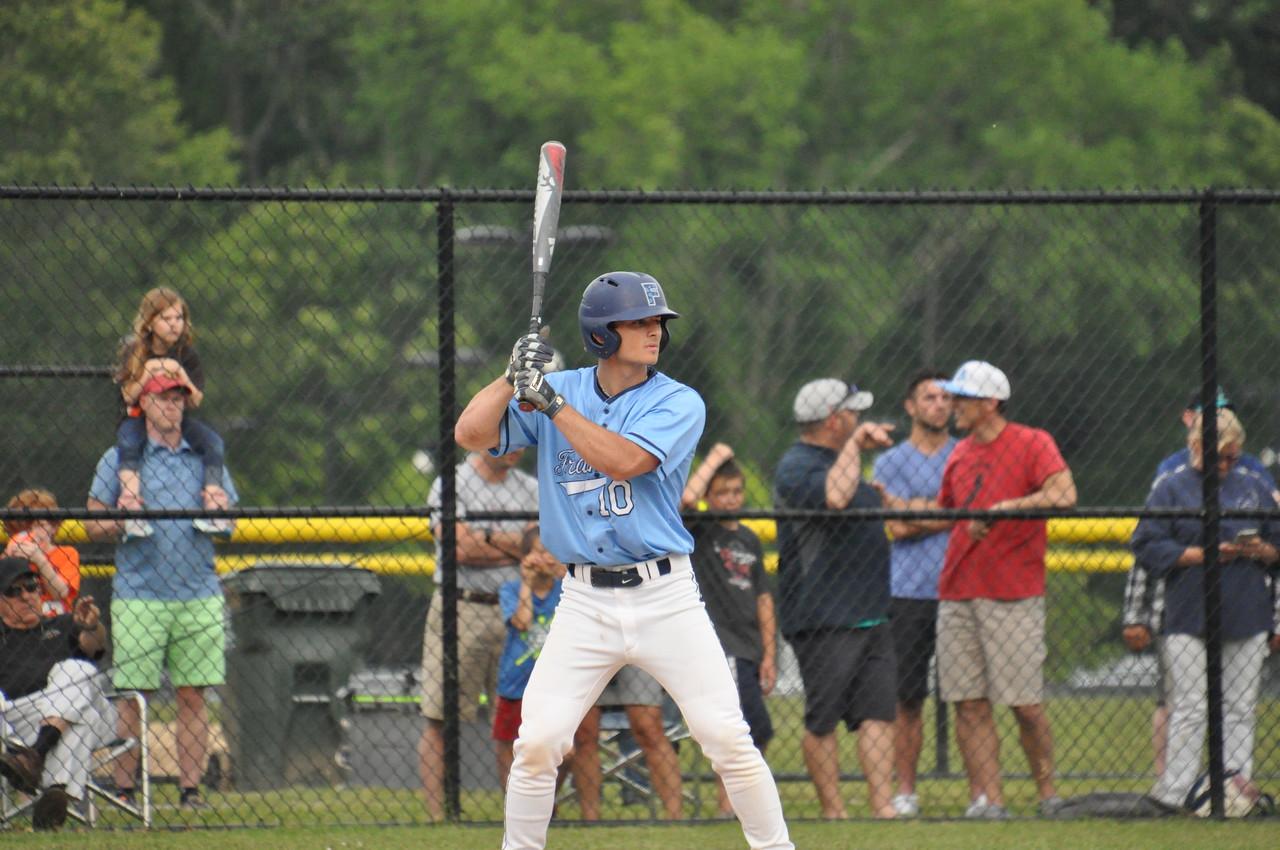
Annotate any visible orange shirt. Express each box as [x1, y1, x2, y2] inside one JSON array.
[[40, 545, 81, 616]]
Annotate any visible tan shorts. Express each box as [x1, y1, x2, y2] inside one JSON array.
[[938, 597, 1045, 706], [420, 591, 507, 722]]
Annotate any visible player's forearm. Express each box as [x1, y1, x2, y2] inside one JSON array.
[[553, 406, 658, 481], [456, 377, 514, 451], [757, 594, 776, 662], [681, 460, 717, 507], [1004, 469, 1077, 510], [824, 442, 862, 509], [78, 623, 107, 656], [453, 525, 526, 564], [83, 499, 123, 541], [682, 444, 733, 507], [511, 583, 534, 631]]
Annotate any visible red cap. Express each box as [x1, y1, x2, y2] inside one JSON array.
[[140, 374, 189, 398]]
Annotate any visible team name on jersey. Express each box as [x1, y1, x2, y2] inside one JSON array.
[[554, 450, 596, 478]]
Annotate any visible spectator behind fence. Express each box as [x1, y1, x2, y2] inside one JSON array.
[[1130, 408, 1280, 812], [1124, 385, 1278, 782], [85, 371, 239, 811], [933, 361, 1076, 819], [4, 488, 80, 616], [113, 287, 229, 539], [870, 372, 955, 818], [1120, 556, 1171, 779], [572, 666, 686, 820], [680, 442, 777, 817], [1155, 388, 1279, 502], [418, 449, 538, 822], [493, 532, 569, 793], [773, 378, 898, 819], [0, 557, 110, 831]]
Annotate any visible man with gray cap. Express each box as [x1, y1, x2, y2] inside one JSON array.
[[0, 557, 110, 830], [933, 361, 1076, 818], [773, 379, 897, 818]]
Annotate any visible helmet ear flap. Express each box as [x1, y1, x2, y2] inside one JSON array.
[[589, 327, 621, 359]]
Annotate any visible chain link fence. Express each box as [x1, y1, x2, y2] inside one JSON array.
[[1, 186, 1278, 828]]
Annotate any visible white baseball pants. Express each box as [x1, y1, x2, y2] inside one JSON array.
[[501, 558, 792, 849], [2, 659, 114, 800]]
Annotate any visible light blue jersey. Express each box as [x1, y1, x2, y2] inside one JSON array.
[[872, 438, 955, 600], [494, 366, 705, 566]]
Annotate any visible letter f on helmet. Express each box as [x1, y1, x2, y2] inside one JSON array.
[[578, 271, 680, 359]]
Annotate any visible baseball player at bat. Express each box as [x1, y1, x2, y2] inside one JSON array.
[[456, 271, 793, 850]]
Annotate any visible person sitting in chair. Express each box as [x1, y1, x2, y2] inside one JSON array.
[[0, 557, 110, 831]]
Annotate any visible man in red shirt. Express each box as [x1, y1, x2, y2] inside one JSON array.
[[935, 361, 1076, 818]]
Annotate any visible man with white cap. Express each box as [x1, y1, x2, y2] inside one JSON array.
[[773, 379, 897, 818], [933, 361, 1076, 818]]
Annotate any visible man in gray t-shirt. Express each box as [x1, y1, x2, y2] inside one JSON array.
[[418, 450, 538, 820]]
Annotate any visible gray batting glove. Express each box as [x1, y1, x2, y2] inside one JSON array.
[[514, 368, 566, 419], [505, 333, 557, 385]]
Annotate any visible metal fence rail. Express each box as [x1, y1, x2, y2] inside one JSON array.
[[1, 186, 1278, 828]]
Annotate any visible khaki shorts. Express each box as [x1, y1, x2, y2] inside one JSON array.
[[420, 591, 507, 722], [938, 597, 1045, 706]]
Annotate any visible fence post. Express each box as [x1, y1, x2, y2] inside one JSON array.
[[1198, 189, 1226, 819], [437, 192, 462, 821]]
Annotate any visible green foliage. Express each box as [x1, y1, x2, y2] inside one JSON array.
[[0, 0, 235, 184], [6, 0, 1280, 506]]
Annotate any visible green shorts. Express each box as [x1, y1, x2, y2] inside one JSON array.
[[111, 596, 226, 690]]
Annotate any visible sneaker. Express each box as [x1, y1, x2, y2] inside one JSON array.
[[180, 787, 209, 809], [1039, 795, 1068, 818], [123, 519, 154, 540], [1141, 793, 1186, 817], [32, 785, 69, 830], [964, 794, 1009, 820], [0, 744, 44, 795], [892, 792, 920, 817], [115, 787, 138, 808], [192, 517, 233, 537]]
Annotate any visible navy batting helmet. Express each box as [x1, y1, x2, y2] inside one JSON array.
[[578, 271, 679, 359]]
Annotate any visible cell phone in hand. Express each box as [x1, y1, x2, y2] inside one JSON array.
[[1234, 528, 1260, 543]]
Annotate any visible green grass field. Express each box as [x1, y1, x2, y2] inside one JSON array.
[[4, 820, 1280, 850]]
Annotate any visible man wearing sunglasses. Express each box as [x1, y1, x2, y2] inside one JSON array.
[[0, 556, 109, 830]]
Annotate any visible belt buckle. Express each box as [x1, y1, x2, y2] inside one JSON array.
[[616, 569, 643, 588]]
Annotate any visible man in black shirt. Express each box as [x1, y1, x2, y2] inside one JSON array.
[[773, 379, 898, 819], [0, 557, 109, 830], [682, 442, 776, 816]]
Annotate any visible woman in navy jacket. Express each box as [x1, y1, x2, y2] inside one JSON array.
[[1131, 408, 1280, 810]]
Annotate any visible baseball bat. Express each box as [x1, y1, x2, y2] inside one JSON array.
[[520, 140, 567, 411]]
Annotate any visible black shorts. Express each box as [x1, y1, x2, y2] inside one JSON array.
[[729, 657, 775, 749], [889, 597, 938, 705], [790, 625, 897, 736]]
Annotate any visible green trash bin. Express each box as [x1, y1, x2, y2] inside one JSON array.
[[221, 562, 382, 790]]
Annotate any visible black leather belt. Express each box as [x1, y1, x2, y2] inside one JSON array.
[[458, 589, 500, 605], [567, 557, 672, 589]]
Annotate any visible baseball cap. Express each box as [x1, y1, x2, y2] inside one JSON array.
[[793, 379, 874, 423], [0, 556, 35, 592], [1186, 387, 1232, 412], [140, 374, 190, 398], [941, 360, 1011, 400]]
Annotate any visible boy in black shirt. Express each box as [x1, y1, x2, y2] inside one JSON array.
[[682, 443, 776, 816]]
